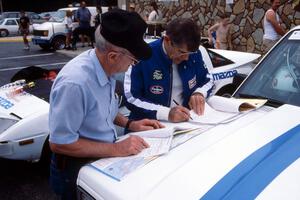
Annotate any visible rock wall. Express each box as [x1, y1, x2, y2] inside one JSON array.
[[130, 0, 300, 53]]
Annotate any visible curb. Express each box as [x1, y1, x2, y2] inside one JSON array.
[[0, 36, 32, 43]]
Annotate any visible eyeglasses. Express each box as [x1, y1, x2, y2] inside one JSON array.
[[112, 50, 140, 65], [122, 52, 140, 65], [170, 42, 198, 57]]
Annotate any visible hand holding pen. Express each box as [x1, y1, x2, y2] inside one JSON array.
[[168, 99, 193, 122]]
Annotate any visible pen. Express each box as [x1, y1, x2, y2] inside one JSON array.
[[172, 99, 193, 120]]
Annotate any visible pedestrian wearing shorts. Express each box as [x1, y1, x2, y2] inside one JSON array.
[[19, 10, 30, 50]]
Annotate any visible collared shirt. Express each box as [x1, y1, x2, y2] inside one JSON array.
[[49, 49, 119, 144]]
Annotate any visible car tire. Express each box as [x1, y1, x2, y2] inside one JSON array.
[[216, 85, 237, 98], [51, 36, 65, 50], [0, 29, 9, 37], [39, 44, 51, 50], [39, 138, 51, 176]]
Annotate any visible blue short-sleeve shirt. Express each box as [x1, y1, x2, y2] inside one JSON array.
[[49, 49, 119, 144]]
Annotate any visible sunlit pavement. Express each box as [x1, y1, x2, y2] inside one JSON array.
[[0, 36, 32, 42]]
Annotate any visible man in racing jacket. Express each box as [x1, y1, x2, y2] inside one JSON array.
[[124, 18, 214, 123]]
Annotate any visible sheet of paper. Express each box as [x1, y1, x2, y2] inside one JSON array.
[[90, 157, 146, 181], [129, 127, 174, 138], [139, 136, 173, 157], [190, 102, 239, 125]]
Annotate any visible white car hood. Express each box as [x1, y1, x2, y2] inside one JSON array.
[[77, 104, 300, 200], [210, 49, 261, 66], [0, 88, 49, 119], [33, 21, 59, 30]]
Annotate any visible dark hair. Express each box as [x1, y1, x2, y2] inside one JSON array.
[[150, 1, 159, 15], [166, 18, 201, 51], [96, 5, 102, 13]]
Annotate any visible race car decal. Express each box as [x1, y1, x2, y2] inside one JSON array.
[[153, 70, 163, 80], [201, 124, 300, 200], [150, 85, 164, 94], [188, 75, 197, 89], [213, 69, 238, 81], [0, 96, 14, 109]]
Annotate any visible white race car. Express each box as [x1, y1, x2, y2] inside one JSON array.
[[76, 27, 300, 200], [0, 44, 259, 163]]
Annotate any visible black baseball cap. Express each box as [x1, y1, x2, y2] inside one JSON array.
[[100, 9, 152, 60]]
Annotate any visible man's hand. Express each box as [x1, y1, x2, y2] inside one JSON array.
[[129, 119, 164, 132], [189, 93, 205, 115], [114, 135, 149, 156], [168, 106, 191, 122]]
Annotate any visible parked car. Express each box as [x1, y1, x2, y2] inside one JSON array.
[[76, 27, 300, 199], [0, 11, 45, 24], [39, 11, 56, 21], [0, 44, 259, 163], [0, 18, 33, 37], [32, 6, 105, 50]]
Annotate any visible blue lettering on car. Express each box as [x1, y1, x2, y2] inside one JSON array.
[[213, 69, 238, 80], [0, 96, 14, 109]]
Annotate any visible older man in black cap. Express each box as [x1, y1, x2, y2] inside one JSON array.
[[48, 9, 163, 200]]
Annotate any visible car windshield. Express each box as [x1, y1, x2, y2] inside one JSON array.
[[234, 29, 300, 107], [0, 19, 4, 25], [49, 11, 65, 22]]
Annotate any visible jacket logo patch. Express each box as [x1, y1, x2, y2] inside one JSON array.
[[188, 75, 197, 89], [150, 85, 164, 94], [153, 70, 163, 80]]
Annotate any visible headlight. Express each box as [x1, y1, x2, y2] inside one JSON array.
[[0, 118, 18, 133], [43, 30, 48, 36]]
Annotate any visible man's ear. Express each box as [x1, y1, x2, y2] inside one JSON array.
[[107, 51, 119, 64], [164, 35, 171, 43]]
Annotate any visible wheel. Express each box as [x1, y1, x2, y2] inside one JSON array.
[[216, 85, 237, 98], [51, 36, 65, 50], [38, 138, 51, 176], [0, 29, 9, 37], [39, 44, 51, 50]]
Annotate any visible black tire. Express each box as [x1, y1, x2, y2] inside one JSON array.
[[39, 44, 51, 50], [216, 85, 237, 98], [38, 137, 51, 176], [51, 36, 65, 50], [0, 29, 9, 37]]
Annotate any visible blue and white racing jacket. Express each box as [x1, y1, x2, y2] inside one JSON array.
[[124, 38, 214, 120]]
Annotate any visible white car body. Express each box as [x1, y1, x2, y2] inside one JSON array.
[[32, 6, 107, 50], [0, 18, 33, 37], [76, 27, 300, 199]]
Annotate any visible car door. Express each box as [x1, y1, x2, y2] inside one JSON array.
[[4, 19, 19, 35]]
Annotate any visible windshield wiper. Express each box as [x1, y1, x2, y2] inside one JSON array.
[[237, 93, 284, 107]]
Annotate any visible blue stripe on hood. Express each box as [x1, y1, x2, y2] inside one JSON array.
[[201, 124, 300, 200]]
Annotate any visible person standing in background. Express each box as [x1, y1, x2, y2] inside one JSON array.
[[208, 17, 233, 50], [63, 10, 73, 50], [262, 0, 286, 54], [75, 1, 91, 47], [94, 5, 102, 29], [128, 3, 136, 12], [19, 10, 30, 50], [148, 1, 162, 22]]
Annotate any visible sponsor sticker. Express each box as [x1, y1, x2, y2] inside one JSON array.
[[153, 70, 163, 80], [188, 75, 197, 89], [0, 96, 14, 109], [150, 85, 164, 94]]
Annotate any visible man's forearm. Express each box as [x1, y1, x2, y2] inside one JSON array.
[[50, 137, 119, 158]]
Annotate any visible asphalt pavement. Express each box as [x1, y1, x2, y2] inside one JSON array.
[[0, 36, 90, 200]]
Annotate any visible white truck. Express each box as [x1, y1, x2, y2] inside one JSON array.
[[32, 7, 105, 50]]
